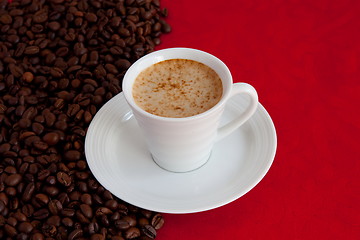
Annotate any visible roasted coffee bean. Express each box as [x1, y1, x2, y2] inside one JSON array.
[[22, 72, 34, 83], [24, 46, 40, 55], [64, 150, 81, 161], [56, 171, 72, 186], [142, 224, 157, 239], [33, 208, 49, 220], [125, 227, 141, 239], [21, 204, 34, 217], [46, 215, 61, 226], [115, 219, 130, 231], [48, 199, 63, 215], [138, 217, 150, 227], [35, 193, 49, 206], [80, 203, 93, 218], [96, 207, 113, 216], [13, 211, 27, 222], [61, 217, 73, 227], [32, 122, 44, 135], [48, 21, 61, 31], [33, 141, 48, 151], [91, 233, 105, 240], [31, 232, 45, 240], [42, 132, 60, 145], [5, 174, 22, 187], [18, 221, 34, 234], [9, 64, 24, 77], [0, 200, 5, 213], [22, 182, 35, 202], [68, 229, 83, 240], [151, 213, 164, 230], [5, 224, 18, 237]]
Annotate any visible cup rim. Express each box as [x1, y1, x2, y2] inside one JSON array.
[[122, 47, 233, 122]]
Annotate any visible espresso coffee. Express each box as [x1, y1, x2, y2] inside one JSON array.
[[133, 59, 223, 117]]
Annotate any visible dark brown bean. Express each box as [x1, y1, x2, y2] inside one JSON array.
[[24, 46, 40, 55], [80, 203, 93, 219], [42, 132, 60, 145], [64, 150, 81, 161], [33, 10, 48, 23], [33, 208, 49, 220], [5, 174, 22, 187], [151, 213, 164, 230], [142, 224, 157, 239], [48, 199, 63, 215], [0, 14, 12, 24], [22, 182, 35, 202], [56, 172, 72, 186], [18, 221, 34, 234], [5, 224, 18, 237], [125, 227, 141, 239], [68, 229, 83, 240]]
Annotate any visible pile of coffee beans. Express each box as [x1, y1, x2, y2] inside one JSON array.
[[0, 0, 170, 239]]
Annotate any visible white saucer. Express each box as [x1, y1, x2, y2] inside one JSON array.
[[85, 92, 277, 214]]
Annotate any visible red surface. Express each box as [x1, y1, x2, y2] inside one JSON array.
[[155, 0, 360, 239]]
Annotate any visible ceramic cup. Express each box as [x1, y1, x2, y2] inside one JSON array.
[[122, 48, 258, 172]]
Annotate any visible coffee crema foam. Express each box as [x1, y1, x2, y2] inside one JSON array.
[[132, 59, 223, 118]]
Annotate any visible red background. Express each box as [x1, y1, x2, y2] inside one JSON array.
[[156, 0, 360, 239]]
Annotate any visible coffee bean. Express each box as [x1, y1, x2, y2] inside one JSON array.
[[42, 132, 60, 145], [31, 232, 45, 240], [0, 200, 5, 213], [5, 174, 22, 187], [24, 46, 40, 55], [50, 67, 64, 78], [22, 72, 34, 83], [64, 150, 81, 161], [22, 182, 35, 202], [9, 64, 24, 78], [91, 233, 105, 240], [151, 213, 164, 230], [68, 229, 83, 240], [47, 215, 61, 227], [35, 193, 49, 206], [48, 21, 61, 31], [33, 141, 48, 151], [141, 224, 157, 239], [62, 217, 73, 227], [41, 222, 57, 237], [21, 204, 34, 218], [33, 208, 49, 220], [115, 219, 130, 231], [67, 104, 81, 116], [33, 10, 48, 23], [96, 207, 113, 216], [0, 14, 12, 24], [37, 169, 50, 181], [85, 13, 98, 22], [32, 122, 44, 135], [13, 211, 27, 222], [56, 171, 72, 186], [48, 199, 63, 215], [18, 221, 34, 234], [125, 227, 140, 239], [79, 203, 93, 218], [5, 224, 18, 237], [61, 207, 75, 217]]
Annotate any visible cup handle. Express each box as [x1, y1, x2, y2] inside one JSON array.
[[216, 83, 258, 141]]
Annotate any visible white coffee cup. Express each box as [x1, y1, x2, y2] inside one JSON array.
[[122, 48, 258, 172]]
